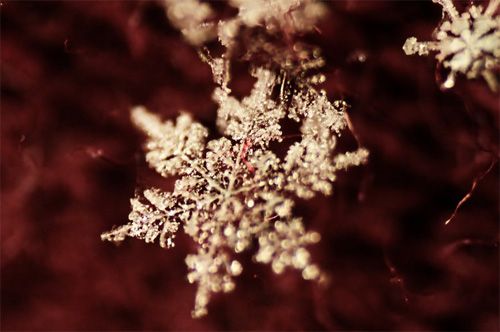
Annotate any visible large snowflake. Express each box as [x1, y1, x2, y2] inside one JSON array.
[[102, 65, 368, 317]]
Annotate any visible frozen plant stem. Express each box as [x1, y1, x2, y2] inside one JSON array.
[[444, 159, 497, 225]]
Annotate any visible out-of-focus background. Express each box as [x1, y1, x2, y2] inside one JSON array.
[[1, 1, 498, 330]]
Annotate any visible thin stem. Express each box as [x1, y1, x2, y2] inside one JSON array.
[[444, 159, 498, 225]]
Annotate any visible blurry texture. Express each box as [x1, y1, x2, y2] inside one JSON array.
[[1, 0, 499, 331], [164, 0, 216, 46]]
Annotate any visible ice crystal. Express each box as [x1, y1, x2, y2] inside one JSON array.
[[163, 0, 327, 49], [403, 0, 500, 91], [164, 0, 216, 46], [102, 0, 368, 318], [102, 67, 368, 317], [227, 0, 327, 33]]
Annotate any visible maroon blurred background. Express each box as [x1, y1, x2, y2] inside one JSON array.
[[1, 1, 498, 330]]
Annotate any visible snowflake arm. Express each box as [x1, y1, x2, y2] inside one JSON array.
[[284, 88, 368, 198], [255, 217, 322, 279], [213, 68, 286, 148], [101, 189, 180, 248], [131, 106, 209, 177], [186, 249, 242, 318]]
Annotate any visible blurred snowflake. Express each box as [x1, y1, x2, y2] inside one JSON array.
[[403, 0, 499, 91]]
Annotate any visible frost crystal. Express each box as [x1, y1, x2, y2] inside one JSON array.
[[102, 0, 368, 318], [164, 0, 216, 46], [228, 0, 327, 33], [163, 0, 327, 48], [102, 66, 368, 317], [403, 0, 500, 91]]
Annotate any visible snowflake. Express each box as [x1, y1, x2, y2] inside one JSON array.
[[102, 65, 368, 317], [403, 0, 500, 91], [102, 0, 368, 318], [163, 0, 327, 49]]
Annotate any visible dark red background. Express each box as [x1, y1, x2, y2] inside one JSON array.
[[1, 1, 498, 330]]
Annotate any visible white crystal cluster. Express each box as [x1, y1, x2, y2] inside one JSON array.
[[403, 0, 500, 91], [102, 66, 368, 317], [102, 0, 368, 318], [163, 0, 327, 48]]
